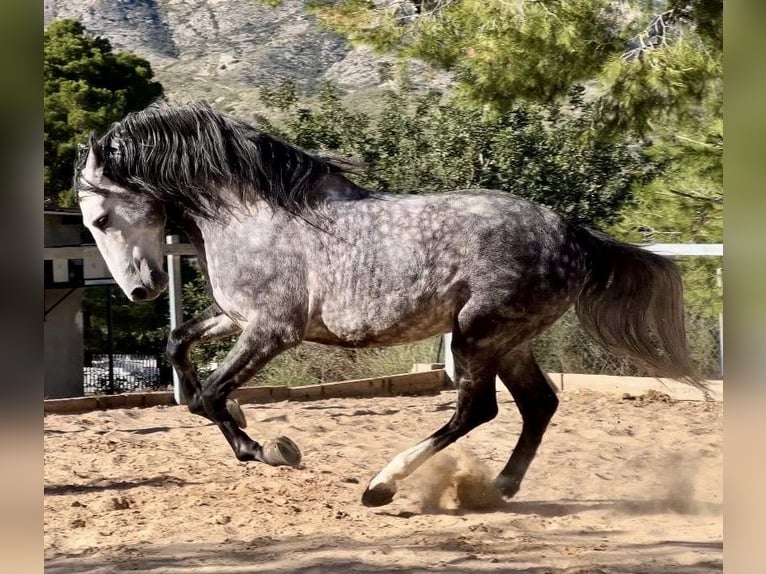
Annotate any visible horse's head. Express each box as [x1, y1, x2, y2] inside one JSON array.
[[76, 136, 169, 301]]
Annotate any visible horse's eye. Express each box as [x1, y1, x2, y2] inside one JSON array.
[[93, 215, 109, 231]]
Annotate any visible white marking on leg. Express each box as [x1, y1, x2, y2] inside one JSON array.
[[368, 438, 437, 492]]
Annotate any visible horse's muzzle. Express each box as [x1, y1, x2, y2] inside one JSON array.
[[129, 270, 169, 301]]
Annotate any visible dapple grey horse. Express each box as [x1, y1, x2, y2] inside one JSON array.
[[75, 102, 705, 507]]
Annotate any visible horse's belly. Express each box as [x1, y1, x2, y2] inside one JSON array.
[[305, 302, 453, 348]]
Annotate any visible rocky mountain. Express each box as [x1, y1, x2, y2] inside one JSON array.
[[44, 0, 451, 117]]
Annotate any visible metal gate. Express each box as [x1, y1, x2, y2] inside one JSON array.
[[83, 352, 167, 395]]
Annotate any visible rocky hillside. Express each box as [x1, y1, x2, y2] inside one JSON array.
[[44, 0, 451, 117]]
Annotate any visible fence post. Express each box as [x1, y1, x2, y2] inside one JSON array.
[[443, 333, 454, 382], [166, 235, 185, 404]]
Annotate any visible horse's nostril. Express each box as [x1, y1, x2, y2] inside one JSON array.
[[131, 287, 148, 300]]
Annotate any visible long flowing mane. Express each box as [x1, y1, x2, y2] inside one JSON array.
[[84, 101, 354, 219]]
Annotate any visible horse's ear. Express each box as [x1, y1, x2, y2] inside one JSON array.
[[84, 133, 105, 183], [88, 133, 103, 163]]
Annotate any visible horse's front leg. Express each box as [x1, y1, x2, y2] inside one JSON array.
[[165, 304, 245, 425], [198, 320, 303, 467]]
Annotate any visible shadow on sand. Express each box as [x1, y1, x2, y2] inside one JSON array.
[[44, 528, 723, 574], [44, 475, 194, 496]]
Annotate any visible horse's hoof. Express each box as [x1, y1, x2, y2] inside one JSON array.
[[226, 398, 247, 429], [361, 483, 396, 507], [493, 475, 520, 499], [262, 436, 302, 468]]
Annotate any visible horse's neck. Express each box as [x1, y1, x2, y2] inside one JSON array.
[[172, 174, 368, 263], [176, 214, 212, 284]]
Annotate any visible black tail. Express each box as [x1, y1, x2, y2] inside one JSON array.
[[573, 226, 708, 394]]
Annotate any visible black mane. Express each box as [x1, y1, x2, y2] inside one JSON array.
[[82, 101, 354, 219]]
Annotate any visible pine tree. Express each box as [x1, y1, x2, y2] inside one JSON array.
[[308, 1, 722, 135], [44, 19, 164, 205]]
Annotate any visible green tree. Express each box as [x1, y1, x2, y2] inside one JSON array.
[[307, 0, 722, 135], [44, 19, 164, 205]]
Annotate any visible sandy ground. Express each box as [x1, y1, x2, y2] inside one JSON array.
[[44, 388, 722, 573]]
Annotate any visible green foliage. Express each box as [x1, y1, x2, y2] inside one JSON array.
[[182, 267, 239, 370], [44, 19, 163, 205], [258, 78, 299, 111], [250, 338, 441, 386], [309, 1, 722, 136], [83, 286, 169, 356], [410, 0, 620, 107], [261, 80, 647, 227], [278, 81, 374, 154], [314, 0, 621, 100], [309, 0, 409, 52], [670, 0, 722, 50], [597, 35, 722, 136], [614, 123, 722, 244]]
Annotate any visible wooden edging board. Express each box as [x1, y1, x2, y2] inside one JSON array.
[[43, 369, 448, 415]]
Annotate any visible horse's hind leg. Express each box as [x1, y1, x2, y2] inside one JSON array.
[[362, 333, 499, 507], [493, 345, 559, 498]]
